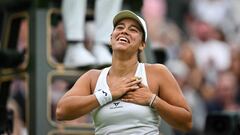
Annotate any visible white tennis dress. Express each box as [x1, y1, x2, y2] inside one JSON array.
[[91, 63, 161, 135]]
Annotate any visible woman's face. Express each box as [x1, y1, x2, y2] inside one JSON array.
[[110, 18, 145, 53]]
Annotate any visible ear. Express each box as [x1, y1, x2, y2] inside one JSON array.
[[139, 42, 146, 52]]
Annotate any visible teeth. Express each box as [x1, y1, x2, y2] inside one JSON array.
[[119, 37, 128, 42]]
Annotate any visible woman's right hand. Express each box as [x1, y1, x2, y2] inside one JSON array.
[[109, 77, 142, 100]]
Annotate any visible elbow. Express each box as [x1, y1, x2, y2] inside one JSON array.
[[176, 118, 192, 132], [175, 112, 192, 132], [56, 105, 65, 121], [182, 107, 193, 132], [183, 120, 193, 132], [181, 114, 193, 132]]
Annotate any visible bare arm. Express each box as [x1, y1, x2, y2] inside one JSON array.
[[151, 64, 192, 131], [56, 70, 100, 121], [122, 64, 192, 131], [56, 68, 142, 121]]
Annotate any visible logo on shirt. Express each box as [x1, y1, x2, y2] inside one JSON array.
[[110, 101, 123, 109]]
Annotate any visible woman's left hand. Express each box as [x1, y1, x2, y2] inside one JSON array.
[[121, 83, 153, 106]]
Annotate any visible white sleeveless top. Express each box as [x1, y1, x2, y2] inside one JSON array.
[[91, 63, 161, 135]]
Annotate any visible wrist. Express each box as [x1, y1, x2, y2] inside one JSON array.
[[149, 94, 157, 107], [94, 89, 112, 106]]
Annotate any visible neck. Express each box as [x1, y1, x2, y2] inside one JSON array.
[[110, 59, 139, 77]]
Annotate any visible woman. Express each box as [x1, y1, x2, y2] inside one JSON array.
[[56, 10, 192, 134]]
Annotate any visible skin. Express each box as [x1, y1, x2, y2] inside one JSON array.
[[56, 18, 192, 132]]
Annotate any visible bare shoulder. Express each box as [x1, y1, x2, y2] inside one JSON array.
[[82, 69, 102, 83], [144, 63, 174, 86], [144, 63, 170, 75], [84, 69, 102, 93], [86, 69, 102, 77], [71, 69, 102, 95], [143, 63, 172, 88]]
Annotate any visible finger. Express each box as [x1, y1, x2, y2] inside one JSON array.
[[129, 85, 139, 90], [123, 86, 136, 93], [121, 94, 127, 99], [125, 87, 137, 93], [127, 79, 142, 87], [138, 82, 146, 88], [121, 98, 133, 102], [122, 94, 130, 99], [127, 76, 141, 82], [124, 91, 134, 97]]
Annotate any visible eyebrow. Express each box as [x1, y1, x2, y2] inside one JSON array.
[[116, 22, 141, 31]]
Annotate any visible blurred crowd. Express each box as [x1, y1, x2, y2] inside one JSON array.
[[49, 0, 240, 134], [142, 0, 240, 134]]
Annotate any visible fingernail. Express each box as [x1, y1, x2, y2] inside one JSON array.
[[134, 86, 139, 89]]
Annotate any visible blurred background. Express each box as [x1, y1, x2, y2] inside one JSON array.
[[0, 0, 240, 135]]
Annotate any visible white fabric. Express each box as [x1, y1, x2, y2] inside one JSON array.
[[63, 43, 96, 67], [94, 72, 112, 105], [95, 0, 123, 43], [62, 0, 86, 40], [91, 63, 161, 135], [193, 39, 231, 72], [191, 0, 230, 27], [62, 0, 122, 44]]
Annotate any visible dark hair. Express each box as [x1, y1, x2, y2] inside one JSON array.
[[137, 51, 142, 62], [139, 27, 145, 42]]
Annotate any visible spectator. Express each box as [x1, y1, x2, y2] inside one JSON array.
[[62, 0, 122, 68], [209, 70, 240, 112]]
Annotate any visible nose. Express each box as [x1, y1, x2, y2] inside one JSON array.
[[120, 28, 129, 36]]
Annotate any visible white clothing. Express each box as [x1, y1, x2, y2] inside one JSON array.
[[191, 0, 230, 27], [193, 39, 231, 72], [91, 63, 161, 135], [62, 0, 122, 67], [62, 0, 122, 44]]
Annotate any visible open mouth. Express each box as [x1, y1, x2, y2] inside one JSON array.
[[117, 36, 130, 43]]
